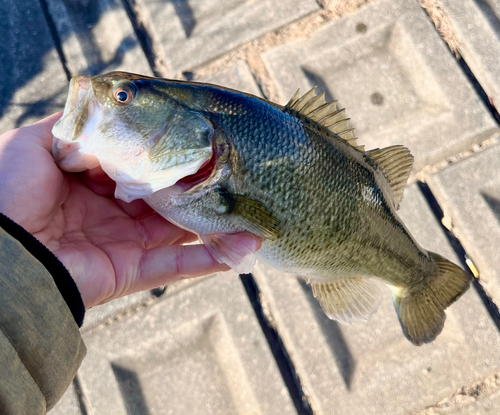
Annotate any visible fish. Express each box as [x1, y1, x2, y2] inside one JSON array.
[[52, 71, 472, 345]]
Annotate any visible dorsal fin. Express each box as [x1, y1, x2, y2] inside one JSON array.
[[285, 87, 359, 149], [365, 145, 414, 209]]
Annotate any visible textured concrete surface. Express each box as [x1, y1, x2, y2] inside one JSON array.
[[261, 0, 499, 172], [44, 0, 151, 77], [142, 0, 320, 73], [202, 60, 263, 97], [253, 184, 500, 415], [1, 0, 499, 414], [454, 390, 500, 415], [77, 276, 298, 415], [50, 381, 83, 415], [426, 145, 500, 307], [82, 290, 155, 333], [0, 0, 68, 131], [437, 0, 500, 109]]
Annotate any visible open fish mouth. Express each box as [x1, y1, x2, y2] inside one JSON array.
[[51, 74, 214, 202], [175, 144, 218, 191], [52, 76, 102, 172], [63, 76, 91, 116]]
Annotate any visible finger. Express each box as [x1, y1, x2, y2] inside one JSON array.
[[135, 244, 230, 291], [33, 111, 63, 132], [1, 112, 63, 151], [138, 213, 198, 247], [31, 112, 64, 150]]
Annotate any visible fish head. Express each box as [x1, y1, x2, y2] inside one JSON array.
[[52, 72, 213, 202]]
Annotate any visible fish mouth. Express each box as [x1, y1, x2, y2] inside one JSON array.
[[176, 145, 217, 191], [63, 76, 91, 116], [52, 76, 102, 171], [52, 74, 217, 200]]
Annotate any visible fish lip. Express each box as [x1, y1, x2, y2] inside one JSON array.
[[53, 75, 104, 143], [52, 75, 104, 171], [63, 76, 91, 116], [53, 75, 94, 145]]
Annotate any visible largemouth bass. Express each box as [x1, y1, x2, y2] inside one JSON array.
[[52, 72, 472, 345]]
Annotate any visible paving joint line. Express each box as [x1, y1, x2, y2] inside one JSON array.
[[456, 56, 500, 124], [38, 0, 72, 80], [120, 0, 170, 77], [82, 294, 161, 335], [186, 10, 328, 82], [417, 0, 500, 124], [184, 0, 379, 84], [81, 278, 213, 334], [412, 135, 500, 184], [315, 0, 330, 9], [412, 371, 500, 414], [245, 45, 280, 102], [418, 0, 460, 56], [240, 273, 315, 415], [417, 181, 500, 331]]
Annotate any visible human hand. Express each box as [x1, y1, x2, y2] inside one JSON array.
[[0, 113, 229, 308]]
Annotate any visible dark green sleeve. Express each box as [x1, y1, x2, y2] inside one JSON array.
[[0, 226, 87, 414]]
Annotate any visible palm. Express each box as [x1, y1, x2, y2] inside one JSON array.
[[34, 173, 201, 308], [0, 113, 227, 308]]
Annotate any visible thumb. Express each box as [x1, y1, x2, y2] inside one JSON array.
[[28, 112, 63, 151]]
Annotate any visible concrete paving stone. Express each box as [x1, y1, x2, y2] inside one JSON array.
[[45, 0, 152, 77], [77, 276, 298, 415], [261, 0, 499, 172], [452, 389, 500, 415], [202, 60, 263, 97], [142, 0, 319, 73], [82, 290, 155, 333], [50, 380, 83, 415], [253, 183, 500, 415], [426, 145, 500, 307], [437, 0, 500, 109], [82, 276, 229, 334], [0, 0, 68, 131]]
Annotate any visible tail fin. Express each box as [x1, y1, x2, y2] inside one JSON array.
[[392, 253, 472, 345]]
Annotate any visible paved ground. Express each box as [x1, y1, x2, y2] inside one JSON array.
[[1, 0, 499, 414]]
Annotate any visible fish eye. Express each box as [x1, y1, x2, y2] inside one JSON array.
[[113, 85, 135, 105]]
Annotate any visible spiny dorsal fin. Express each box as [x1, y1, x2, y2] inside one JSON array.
[[365, 145, 414, 209], [285, 87, 359, 149]]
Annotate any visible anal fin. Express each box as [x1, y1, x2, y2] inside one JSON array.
[[200, 233, 261, 274], [311, 278, 383, 324]]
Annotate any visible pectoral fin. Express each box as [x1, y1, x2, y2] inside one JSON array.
[[311, 278, 383, 324], [216, 189, 280, 240], [200, 232, 261, 274]]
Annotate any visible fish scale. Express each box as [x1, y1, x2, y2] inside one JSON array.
[[52, 72, 472, 345], [212, 96, 385, 275]]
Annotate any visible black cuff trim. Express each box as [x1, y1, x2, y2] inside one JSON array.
[[0, 213, 85, 327]]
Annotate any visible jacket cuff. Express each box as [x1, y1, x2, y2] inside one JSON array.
[[0, 213, 85, 327]]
